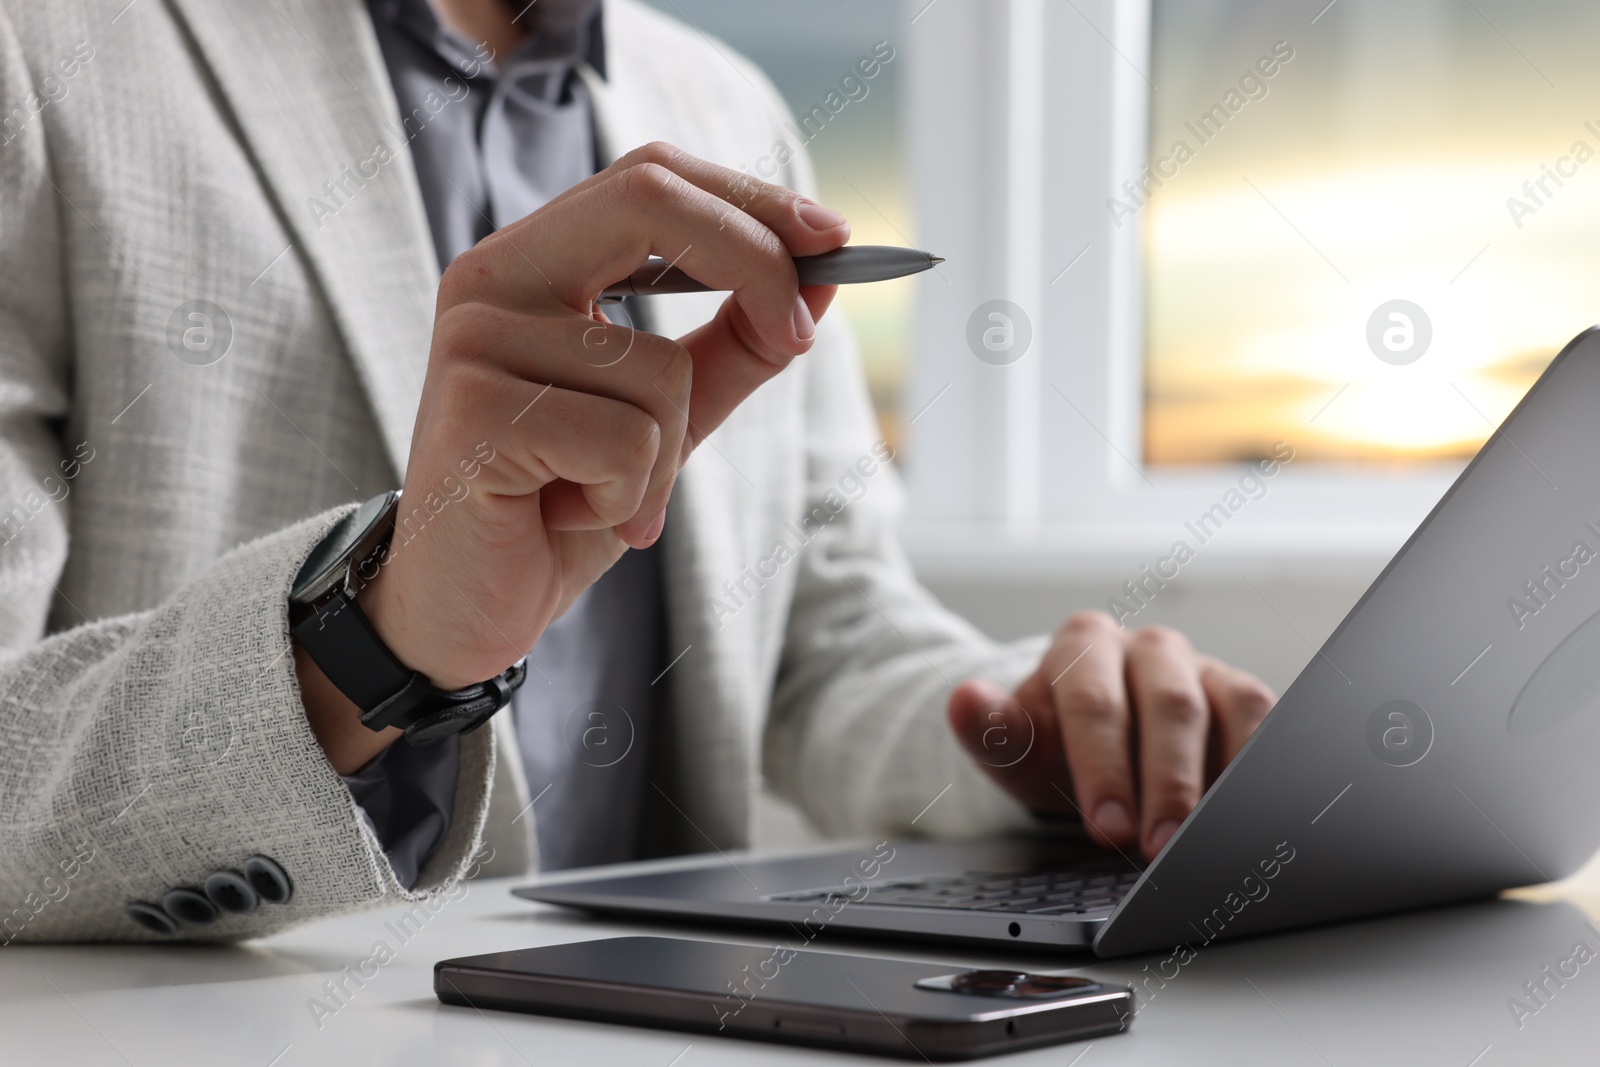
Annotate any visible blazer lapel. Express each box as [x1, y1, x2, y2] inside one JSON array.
[[166, 0, 440, 477]]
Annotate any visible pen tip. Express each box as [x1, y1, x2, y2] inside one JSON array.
[[929, 255, 945, 265]]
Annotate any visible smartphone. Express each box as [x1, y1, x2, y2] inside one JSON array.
[[435, 936, 1132, 1060]]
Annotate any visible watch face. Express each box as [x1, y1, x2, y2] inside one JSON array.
[[290, 492, 398, 604]]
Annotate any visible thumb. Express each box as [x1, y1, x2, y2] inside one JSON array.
[[947, 677, 1070, 815]]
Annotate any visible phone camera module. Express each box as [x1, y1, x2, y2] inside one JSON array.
[[949, 969, 1030, 993], [1013, 974, 1101, 999], [928, 969, 1103, 1000]]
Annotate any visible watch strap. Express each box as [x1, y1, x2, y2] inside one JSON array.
[[292, 589, 414, 713], [292, 582, 526, 745]]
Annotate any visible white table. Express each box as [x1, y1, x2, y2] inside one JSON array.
[[5, 852, 1598, 1065]]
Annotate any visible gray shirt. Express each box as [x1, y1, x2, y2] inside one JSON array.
[[345, 0, 665, 883]]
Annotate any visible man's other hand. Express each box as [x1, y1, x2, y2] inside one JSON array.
[[947, 612, 1276, 861]]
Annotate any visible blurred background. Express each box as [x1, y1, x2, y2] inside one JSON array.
[[637, 0, 1600, 841], [1144, 0, 1597, 466]]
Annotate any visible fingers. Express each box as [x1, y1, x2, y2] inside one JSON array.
[[492, 163, 815, 360], [434, 304, 691, 545], [1045, 613, 1138, 851], [671, 283, 838, 448], [535, 141, 851, 257], [430, 142, 853, 547], [471, 141, 849, 371], [460, 372, 662, 533], [947, 611, 1276, 865], [1124, 627, 1210, 859], [1198, 656, 1276, 774], [947, 677, 1068, 817]]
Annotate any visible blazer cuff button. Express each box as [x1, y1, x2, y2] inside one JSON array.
[[204, 870, 259, 915], [161, 887, 218, 926], [126, 902, 177, 935], [243, 855, 293, 905]]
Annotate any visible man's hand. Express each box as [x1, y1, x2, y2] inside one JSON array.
[[947, 612, 1276, 861], [299, 142, 850, 773]]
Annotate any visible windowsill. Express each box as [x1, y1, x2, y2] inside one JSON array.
[[899, 517, 1412, 581]]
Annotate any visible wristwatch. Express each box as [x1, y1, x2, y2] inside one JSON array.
[[289, 491, 526, 745]]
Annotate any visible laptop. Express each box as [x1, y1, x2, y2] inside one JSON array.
[[518, 326, 1600, 958]]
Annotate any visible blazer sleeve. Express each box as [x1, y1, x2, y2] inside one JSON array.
[[718, 59, 1052, 840], [0, 8, 495, 944]]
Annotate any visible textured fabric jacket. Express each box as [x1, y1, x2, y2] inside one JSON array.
[[0, 0, 1042, 942]]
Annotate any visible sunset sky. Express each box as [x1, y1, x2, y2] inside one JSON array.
[[1144, 0, 1600, 465]]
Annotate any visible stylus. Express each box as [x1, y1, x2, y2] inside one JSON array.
[[599, 245, 943, 300]]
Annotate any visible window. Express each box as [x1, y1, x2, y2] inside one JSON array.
[[633, 2, 1588, 552], [898, 0, 1592, 553], [1144, 0, 1600, 467]]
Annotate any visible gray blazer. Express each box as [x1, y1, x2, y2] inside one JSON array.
[[0, 0, 1042, 942]]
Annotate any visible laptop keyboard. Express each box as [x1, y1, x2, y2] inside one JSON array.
[[770, 861, 1141, 917]]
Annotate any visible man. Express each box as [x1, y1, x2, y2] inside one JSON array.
[[0, 0, 1273, 942]]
